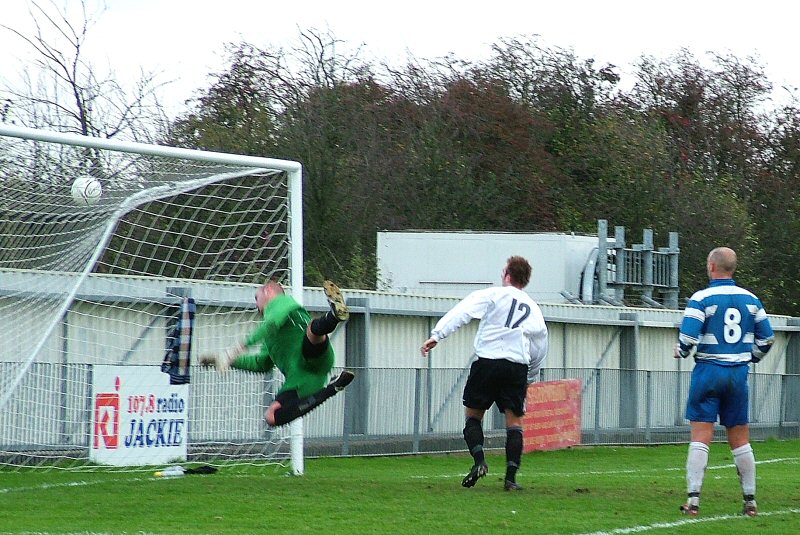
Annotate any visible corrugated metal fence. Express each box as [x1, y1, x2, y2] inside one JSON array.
[[2, 283, 800, 461], [2, 363, 798, 459]]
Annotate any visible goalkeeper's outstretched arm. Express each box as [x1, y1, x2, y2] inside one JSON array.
[[199, 344, 244, 372], [199, 344, 274, 374]]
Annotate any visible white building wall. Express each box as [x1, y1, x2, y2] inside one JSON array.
[[2, 277, 795, 375], [377, 230, 598, 303]]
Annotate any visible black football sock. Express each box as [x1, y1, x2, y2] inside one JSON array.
[[271, 401, 303, 427], [463, 416, 485, 465], [310, 311, 340, 336], [505, 426, 523, 482], [271, 386, 339, 427]]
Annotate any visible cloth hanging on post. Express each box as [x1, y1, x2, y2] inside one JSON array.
[[161, 297, 195, 384]]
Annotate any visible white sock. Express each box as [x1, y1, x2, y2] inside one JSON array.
[[732, 443, 756, 497], [686, 441, 709, 498]]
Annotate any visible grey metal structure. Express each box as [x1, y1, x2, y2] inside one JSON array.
[[595, 219, 680, 308], [377, 220, 681, 309]]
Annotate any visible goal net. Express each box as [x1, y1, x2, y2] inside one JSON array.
[[0, 124, 305, 474]]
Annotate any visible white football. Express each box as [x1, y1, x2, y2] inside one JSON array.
[[71, 176, 102, 206]]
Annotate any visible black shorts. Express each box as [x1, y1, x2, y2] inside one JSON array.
[[462, 357, 528, 417]]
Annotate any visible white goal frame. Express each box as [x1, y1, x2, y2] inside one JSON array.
[[0, 123, 306, 474]]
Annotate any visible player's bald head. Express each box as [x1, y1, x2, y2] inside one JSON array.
[[707, 247, 737, 277], [255, 280, 284, 311]]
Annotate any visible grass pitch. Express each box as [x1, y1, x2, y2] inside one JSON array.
[[0, 439, 798, 534]]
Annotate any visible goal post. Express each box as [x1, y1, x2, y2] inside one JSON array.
[[0, 123, 306, 473]]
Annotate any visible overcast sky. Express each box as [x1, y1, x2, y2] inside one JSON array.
[[1, 0, 798, 117]]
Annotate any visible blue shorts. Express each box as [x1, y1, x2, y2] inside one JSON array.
[[685, 361, 750, 427]]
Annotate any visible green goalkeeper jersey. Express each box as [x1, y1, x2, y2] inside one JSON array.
[[235, 294, 334, 397]]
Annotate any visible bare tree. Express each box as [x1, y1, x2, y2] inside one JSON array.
[[0, 0, 169, 142]]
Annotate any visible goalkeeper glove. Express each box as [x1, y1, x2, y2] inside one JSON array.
[[199, 343, 245, 373]]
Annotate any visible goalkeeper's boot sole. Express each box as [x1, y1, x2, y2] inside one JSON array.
[[679, 503, 699, 517], [331, 370, 355, 392], [461, 462, 488, 488], [323, 280, 349, 321]]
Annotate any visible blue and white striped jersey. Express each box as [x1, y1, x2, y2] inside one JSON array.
[[677, 279, 774, 365]]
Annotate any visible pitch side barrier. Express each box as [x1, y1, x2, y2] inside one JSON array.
[[2, 279, 798, 461]]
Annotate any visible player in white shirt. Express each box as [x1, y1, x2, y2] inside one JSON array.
[[421, 256, 548, 490]]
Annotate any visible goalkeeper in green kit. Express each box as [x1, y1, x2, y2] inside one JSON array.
[[201, 280, 354, 427]]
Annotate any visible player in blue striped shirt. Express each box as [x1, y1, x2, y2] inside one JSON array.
[[675, 247, 774, 517]]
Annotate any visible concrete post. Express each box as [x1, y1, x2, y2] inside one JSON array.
[[619, 312, 639, 428], [344, 297, 369, 438]]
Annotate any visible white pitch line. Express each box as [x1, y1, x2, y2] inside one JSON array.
[[0, 471, 272, 497], [536, 456, 800, 478], [409, 456, 800, 480], [0, 478, 118, 494], [0, 532, 185, 535], [0, 532, 174, 535], [0, 474, 179, 495], [575, 508, 800, 535]]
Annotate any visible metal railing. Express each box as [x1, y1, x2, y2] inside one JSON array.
[[2, 364, 797, 461]]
